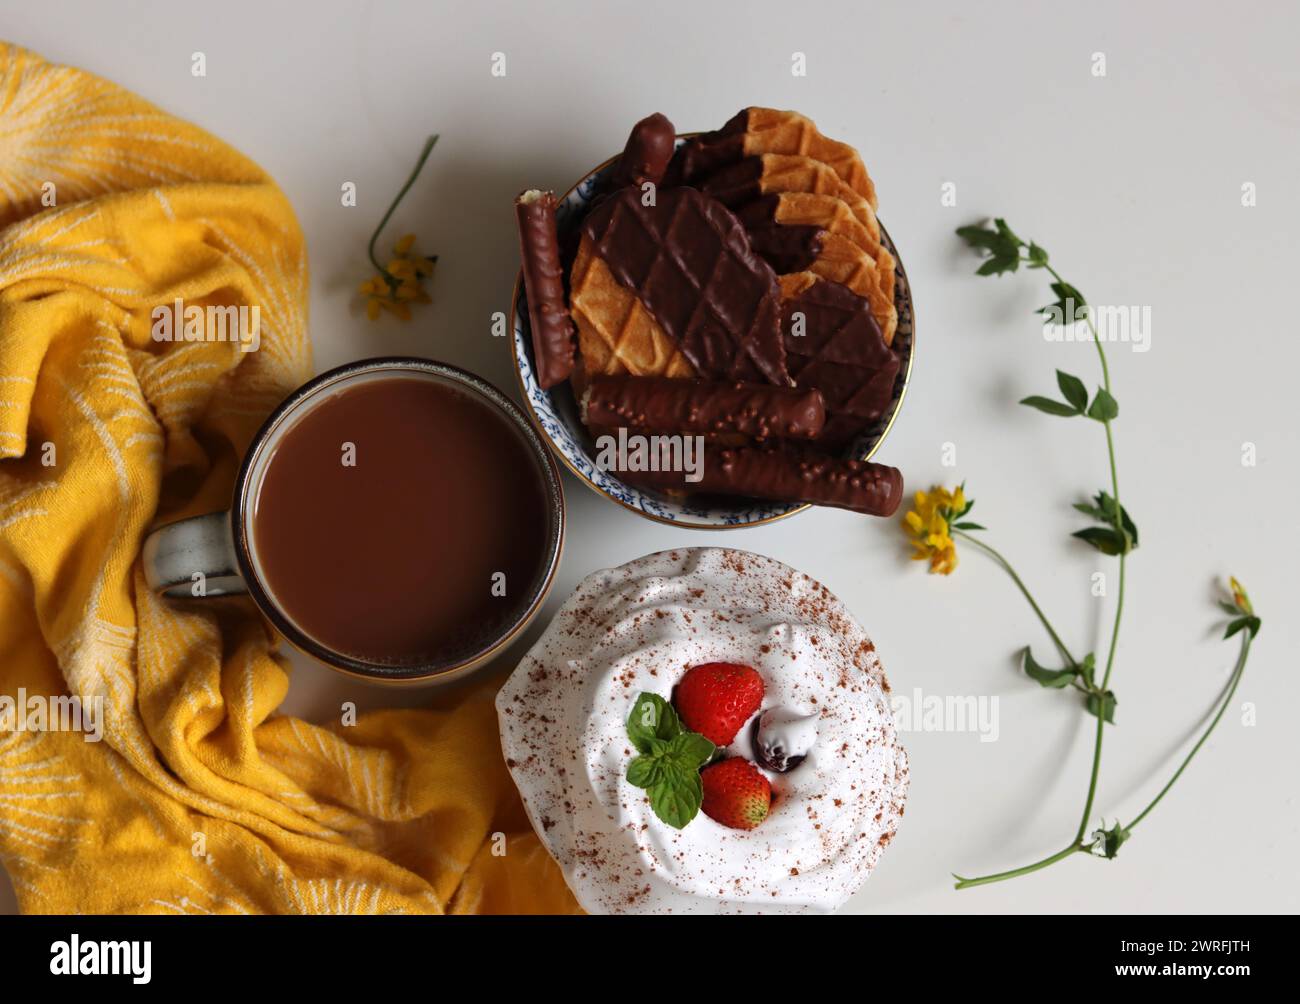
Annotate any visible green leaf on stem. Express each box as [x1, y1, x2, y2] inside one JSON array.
[[977, 254, 1020, 277], [1078, 652, 1097, 688], [1094, 820, 1130, 859], [1086, 689, 1117, 724], [954, 224, 1006, 252], [1073, 491, 1138, 553], [1020, 395, 1080, 417], [1022, 647, 1076, 688], [1027, 242, 1050, 268], [1056, 370, 1088, 412], [956, 222, 1021, 276], [1087, 388, 1119, 422], [1072, 526, 1130, 556], [1039, 281, 1089, 324], [1224, 616, 1261, 640], [953, 521, 985, 531], [993, 218, 1024, 247]]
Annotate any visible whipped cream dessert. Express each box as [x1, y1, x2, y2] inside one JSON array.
[[496, 547, 909, 914]]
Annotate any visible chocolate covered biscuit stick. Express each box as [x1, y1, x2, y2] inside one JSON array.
[[584, 375, 825, 440], [624, 445, 904, 517], [515, 189, 576, 389]]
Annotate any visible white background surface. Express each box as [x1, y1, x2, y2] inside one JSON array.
[[3, 0, 1297, 915]]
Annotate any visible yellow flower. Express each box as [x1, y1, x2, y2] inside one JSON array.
[[901, 484, 971, 575], [1229, 576, 1252, 615], [355, 134, 441, 323], [359, 234, 437, 322]]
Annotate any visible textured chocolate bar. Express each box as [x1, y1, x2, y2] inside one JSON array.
[[515, 189, 576, 389], [584, 375, 825, 440], [623, 444, 903, 517], [581, 187, 789, 386], [610, 112, 677, 190]]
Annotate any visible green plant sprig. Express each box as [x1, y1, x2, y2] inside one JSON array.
[[367, 134, 439, 293], [948, 219, 1261, 889]]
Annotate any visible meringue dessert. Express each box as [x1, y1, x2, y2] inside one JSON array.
[[496, 547, 909, 914]]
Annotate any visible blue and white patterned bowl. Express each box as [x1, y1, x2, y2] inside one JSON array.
[[510, 148, 915, 529]]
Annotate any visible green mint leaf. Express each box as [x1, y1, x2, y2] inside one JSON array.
[[626, 755, 661, 789], [626, 692, 681, 754], [952, 521, 985, 531], [1072, 501, 1106, 520], [648, 768, 703, 829], [1072, 526, 1130, 556], [1087, 388, 1119, 422], [665, 731, 715, 771], [1022, 647, 1076, 688], [1055, 370, 1088, 411], [1027, 242, 1049, 267], [1086, 689, 1117, 724], [1020, 395, 1080, 417]]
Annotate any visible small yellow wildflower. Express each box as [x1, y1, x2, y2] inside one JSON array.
[[1229, 576, 1252, 615], [901, 484, 972, 576], [359, 233, 438, 322], [357, 135, 440, 322]]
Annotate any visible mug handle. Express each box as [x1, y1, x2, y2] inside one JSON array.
[[142, 513, 247, 599]]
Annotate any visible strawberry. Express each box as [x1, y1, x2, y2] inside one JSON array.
[[700, 758, 771, 830], [673, 661, 764, 746]]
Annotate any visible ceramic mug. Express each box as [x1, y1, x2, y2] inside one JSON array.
[[142, 356, 565, 685]]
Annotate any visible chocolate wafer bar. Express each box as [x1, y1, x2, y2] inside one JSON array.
[[622, 444, 904, 517], [584, 375, 826, 440], [515, 189, 576, 389]]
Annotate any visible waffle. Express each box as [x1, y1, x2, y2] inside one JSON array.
[[574, 186, 788, 386], [736, 192, 880, 259], [570, 236, 696, 380], [695, 154, 880, 242], [779, 272, 901, 446], [670, 107, 877, 208]]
